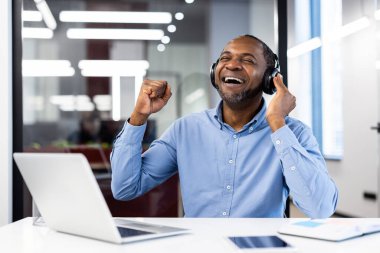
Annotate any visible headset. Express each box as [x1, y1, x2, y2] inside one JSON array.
[[210, 54, 281, 95]]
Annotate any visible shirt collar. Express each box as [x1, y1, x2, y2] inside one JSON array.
[[212, 99, 267, 132]]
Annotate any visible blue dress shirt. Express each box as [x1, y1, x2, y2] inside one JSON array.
[[111, 100, 338, 218]]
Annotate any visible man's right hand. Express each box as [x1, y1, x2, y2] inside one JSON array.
[[129, 79, 172, 126]]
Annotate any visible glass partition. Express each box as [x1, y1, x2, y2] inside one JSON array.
[[20, 0, 277, 217]]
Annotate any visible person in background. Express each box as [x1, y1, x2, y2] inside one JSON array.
[[110, 34, 338, 218], [67, 110, 102, 145]]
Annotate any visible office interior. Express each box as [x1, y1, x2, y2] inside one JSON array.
[[1, 0, 380, 226]]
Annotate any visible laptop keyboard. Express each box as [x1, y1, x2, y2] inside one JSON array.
[[117, 226, 153, 238]]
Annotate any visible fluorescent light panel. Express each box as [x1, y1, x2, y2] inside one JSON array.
[[60, 103, 94, 111], [22, 27, 53, 39], [22, 60, 75, 76], [81, 69, 146, 77], [78, 60, 149, 70], [94, 95, 111, 111], [22, 10, 43, 22], [34, 0, 57, 30], [50, 95, 95, 111], [67, 28, 164, 40], [60, 11, 172, 24], [79, 60, 149, 77]]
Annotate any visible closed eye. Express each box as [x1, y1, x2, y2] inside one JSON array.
[[243, 58, 255, 64], [219, 56, 230, 62]]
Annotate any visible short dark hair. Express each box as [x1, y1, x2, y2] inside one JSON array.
[[237, 34, 277, 69]]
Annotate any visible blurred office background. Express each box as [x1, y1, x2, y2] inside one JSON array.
[[1, 0, 380, 224]]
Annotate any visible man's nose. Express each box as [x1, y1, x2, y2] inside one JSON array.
[[225, 59, 242, 70]]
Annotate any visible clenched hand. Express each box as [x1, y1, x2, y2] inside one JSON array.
[[130, 80, 172, 126]]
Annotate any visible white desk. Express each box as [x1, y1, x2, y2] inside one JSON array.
[[1, 217, 380, 253]]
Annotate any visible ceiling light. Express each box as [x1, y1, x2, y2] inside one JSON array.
[[60, 103, 95, 112], [50, 95, 76, 105], [157, 44, 166, 52], [60, 11, 172, 24], [78, 60, 149, 77], [185, 0, 195, 4], [22, 10, 43, 22], [167, 24, 176, 33], [22, 60, 75, 76], [78, 60, 149, 70], [22, 27, 53, 39], [175, 12, 184, 20], [50, 95, 95, 112], [287, 37, 322, 58], [34, 0, 57, 30], [94, 95, 111, 111], [81, 69, 146, 77], [161, 36, 170, 44], [67, 28, 164, 40]]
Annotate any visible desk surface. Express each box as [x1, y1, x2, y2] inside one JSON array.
[[1, 217, 380, 253]]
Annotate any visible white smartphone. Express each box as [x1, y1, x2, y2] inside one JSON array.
[[228, 236, 296, 252]]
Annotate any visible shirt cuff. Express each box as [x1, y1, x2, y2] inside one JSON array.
[[270, 125, 299, 154], [117, 120, 147, 144]]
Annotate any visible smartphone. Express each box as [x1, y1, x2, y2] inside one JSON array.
[[228, 236, 296, 252]]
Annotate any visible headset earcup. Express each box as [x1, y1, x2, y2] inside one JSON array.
[[262, 68, 274, 95], [263, 68, 280, 95], [210, 63, 217, 88]]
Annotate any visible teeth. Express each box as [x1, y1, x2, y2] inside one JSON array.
[[224, 76, 243, 84]]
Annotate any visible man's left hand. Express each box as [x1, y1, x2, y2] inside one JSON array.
[[266, 74, 296, 132]]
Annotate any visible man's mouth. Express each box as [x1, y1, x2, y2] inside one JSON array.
[[221, 76, 245, 85]]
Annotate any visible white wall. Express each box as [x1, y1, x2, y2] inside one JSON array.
[[327, 13, 379, 217], [0, 0, 13, 225]]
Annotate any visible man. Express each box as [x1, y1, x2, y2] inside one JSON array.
[[111, 35, 338, 218]]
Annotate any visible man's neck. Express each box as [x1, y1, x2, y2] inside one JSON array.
[[222, 97, 263, 131]]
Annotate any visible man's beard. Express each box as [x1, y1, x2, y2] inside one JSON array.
[[216, 83, 262, 105]]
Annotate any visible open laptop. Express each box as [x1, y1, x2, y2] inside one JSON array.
[[13, 153, 188, 244]]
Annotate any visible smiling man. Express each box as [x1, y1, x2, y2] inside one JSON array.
[[111, 35, 338, 218]]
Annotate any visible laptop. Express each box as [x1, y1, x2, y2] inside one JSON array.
[[13, 153, 188, 244]]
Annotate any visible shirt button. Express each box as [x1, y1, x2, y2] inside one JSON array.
[[226, 185, 231, 190], [275, 140, 281, 145], [222, 212, 227, 216], [249, 126, 254, 132], [290, 166, 296, 171], [233, 134, 237, 139], [228, 160, 234, 164]]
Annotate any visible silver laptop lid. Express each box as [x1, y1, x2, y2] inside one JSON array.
[[13, 153, 122, 244]]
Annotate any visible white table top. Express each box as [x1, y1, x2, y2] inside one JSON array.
[[1, 217, 380, 253]]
